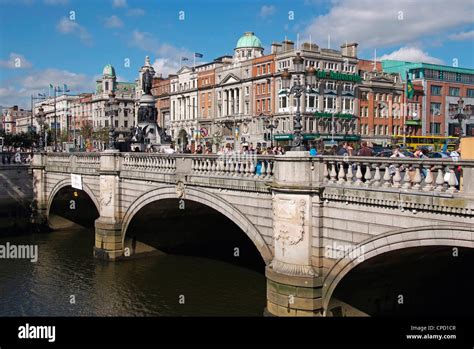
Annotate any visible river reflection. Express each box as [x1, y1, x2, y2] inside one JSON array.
[[0, 228, 266, 316]]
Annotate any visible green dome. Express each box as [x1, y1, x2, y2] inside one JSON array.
[[236, 32, 263, 49], [103, 64, 116, 77]]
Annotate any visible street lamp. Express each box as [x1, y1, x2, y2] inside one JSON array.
[[281, 52, 317, 151], [107, 91, 116, 150], [36, 106, 45, 152], [449, 97, 473, 137], [263, 114, 279, 148]]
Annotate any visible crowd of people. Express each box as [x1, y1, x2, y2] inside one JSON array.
[[143, 142, 287, 156]]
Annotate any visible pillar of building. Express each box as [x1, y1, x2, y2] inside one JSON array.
[[266, 152, 324, 316], [239, 87, 243, 115], [94, 150, 123, 260], [223, 89, 228, 116]]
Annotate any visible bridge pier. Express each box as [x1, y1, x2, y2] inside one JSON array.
[[93, 150, 124, 260], [31, 153, 48, 226], [266, 152, 324, 316]]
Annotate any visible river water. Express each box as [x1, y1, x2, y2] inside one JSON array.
[[0, 227, 266, 316]]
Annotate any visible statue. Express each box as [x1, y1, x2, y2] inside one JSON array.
[[142, 69, 153, 95]]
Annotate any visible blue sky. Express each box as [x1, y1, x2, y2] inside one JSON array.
[[0, 0, 473, 108]]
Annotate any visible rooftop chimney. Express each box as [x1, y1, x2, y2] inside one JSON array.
[[341, 42, 358, 58], [282, 40, 294, 52], [271, 42, 282, 54]]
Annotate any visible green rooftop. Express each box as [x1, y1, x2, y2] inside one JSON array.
[[236, 32, 263, 49], [382, 60, 474, 82]]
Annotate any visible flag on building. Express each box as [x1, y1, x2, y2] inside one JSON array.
[[406, 73, 414, 99], [194, 52, 203, 58], [181, 57, 189, 61], [63, 84, 70, 92], [49, 84, 53, 96]]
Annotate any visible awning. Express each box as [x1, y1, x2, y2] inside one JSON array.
[[406, 120, 422, 126]]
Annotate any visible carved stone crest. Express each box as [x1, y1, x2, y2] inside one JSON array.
[[100, 179, 113, 208], [274, 199, 306, 255], [176, 181, 186, 199]]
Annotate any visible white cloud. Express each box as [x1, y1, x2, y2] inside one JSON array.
[[112, 0, 126, 8], [104, 15, 123, 28], [448, 30, 474, 41], [260, 5, 276, 18], [379, 46, 443, 64], [127, 8, 145, 16], [130, 30, 192, 77], [0, 68, 94, 108], [56, 17, 92, 45], [0, 53, 32, 69], [304, 0, 474, 49]]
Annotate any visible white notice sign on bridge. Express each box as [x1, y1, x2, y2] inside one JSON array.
[[71, 174, 82, 190]]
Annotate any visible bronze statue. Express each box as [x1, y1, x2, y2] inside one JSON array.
[[142, 69, 153, 95]]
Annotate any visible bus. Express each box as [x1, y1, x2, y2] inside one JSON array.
[[391, 135, 458, 152]]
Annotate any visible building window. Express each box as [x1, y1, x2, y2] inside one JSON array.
[[105, 120, 109, 127], [326, 81, 335, 90], [430, 102, 442, 115], [342, 98, 353, 112], [124, 110, 128, 117], [124, 120, 128, 128], [431, 85, 442, 96], [307, 95, 318, 109], [324, 96, 335, 110], [468, 89, 474, 98], [430, 122, 441, 134], [449, 87, 460, 96], [279, 95, 288, 109], [245, 86, 250, 95]]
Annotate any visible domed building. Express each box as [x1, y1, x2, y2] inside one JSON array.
[[91, 64, 136, 150], [234, 32, 264, 62]]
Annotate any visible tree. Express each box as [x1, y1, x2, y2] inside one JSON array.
[[93, 127, 109, 144], [80, 122, 93, 140]]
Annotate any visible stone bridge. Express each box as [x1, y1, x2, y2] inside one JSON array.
[[30, 150, 474, 316]]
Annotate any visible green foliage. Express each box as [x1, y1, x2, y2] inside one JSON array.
[[93, 127, 109, 143], [0, 131, 38, 148]]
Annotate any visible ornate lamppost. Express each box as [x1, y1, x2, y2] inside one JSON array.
[[449, 97, 473, 137], [36, 106, 45, 152], [281, 52, 317, 151], [263, 114, 279, 148]]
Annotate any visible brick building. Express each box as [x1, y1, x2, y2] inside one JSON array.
[[382, 60, 474, 136]]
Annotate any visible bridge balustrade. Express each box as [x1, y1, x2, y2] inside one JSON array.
[[320, 156, 473, 193]]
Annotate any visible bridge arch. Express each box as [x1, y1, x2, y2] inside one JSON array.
[[322, 225, 473, 313], [47, 178, 100, 219], [121, 186, 273, 264]]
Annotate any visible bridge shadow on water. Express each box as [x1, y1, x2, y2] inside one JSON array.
[[331, 246, 474, 316], [126, 199, 266, 274]]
